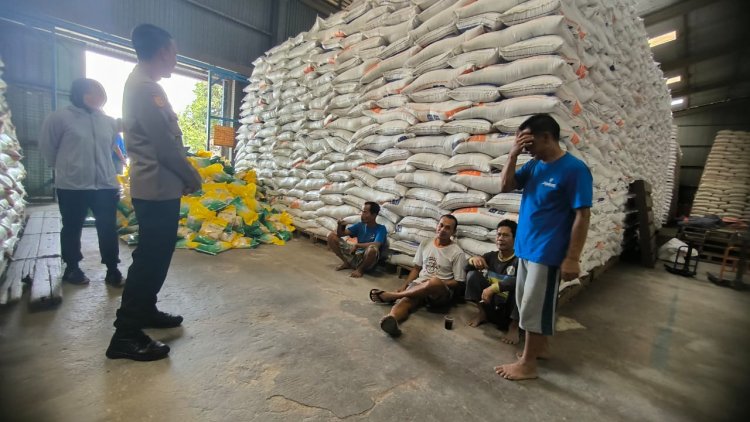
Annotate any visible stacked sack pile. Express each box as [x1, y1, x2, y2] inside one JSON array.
[[234, 0, 673, 278], [0, 56, 27, 271], [658, 125, 680, 223], [116, 152, 295, 255], [691, 130, 750, 222]]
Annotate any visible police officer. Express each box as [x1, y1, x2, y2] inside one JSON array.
[[106, 24, 202, 361]]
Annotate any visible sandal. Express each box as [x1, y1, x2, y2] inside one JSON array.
[[380, 315, 401, 337], [369, 288, 388, 303]]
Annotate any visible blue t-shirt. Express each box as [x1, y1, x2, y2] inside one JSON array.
[[347, 222, 388, 255], [514, 153, 593, 267]]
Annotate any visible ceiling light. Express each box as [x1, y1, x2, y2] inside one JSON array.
[[671, 98, 685, 106], [649, 31, 677, 48], [666, 75, 681, 85]]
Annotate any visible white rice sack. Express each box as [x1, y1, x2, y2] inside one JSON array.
[[498, 75, 563, 98], [389, 239, 421, 256], [392, 226, 434, 244], [406, 26, 484, 68], [326, 159, 365, 174], [362, 45, 421, 84], [316, 205, 361, 219], [404, 101, 473, 122], [375, 178, 408, 197], [456, 0, 525, 18], [320, 181, 359, 194], [388, 253, 417, 267], [402, 64, 474, 94], [489, 154, 532, 170], [346, 186, 400, 203], [351, 123, 381, 142], [363, 78, 414, 102], [453, 95, 566, 122], [378, 206, 401, 224], [442, 153, 493, 173], [458, 238, 497, 257], [500, 0, 562, 26], [457, 12, 504, 31], [406, 153, 450, 172], [343, 194, 366, 210], [375, 148, 412, 163], [486, 192, 523, 213], [327, 171, 353, 182], [378, 120, 412, 135], [316, 216, 339, 232], [443, 119, 492, 135], [300, 200, 326, 212], [278, 177, 301, 188], [296, 178, 329, 191], [359, 161, 416, 178], [398, 216, 440, 232], [357, 133, 414, 152], [375, 95, 410, 109], [377, 215, 396, 234], [453, 207, 514, 229], [439, 190, 490, 210], [350, 169, 379, 188], [385, 198, 444, 219], [499, 36, 582, 67], [327, 116, 375, 132], [396, 170, 469, 193], [448, 48, 499, 69], [448, 85, 501, 103], [405, 187, 445, 205], [302, 190, 321, 201], [320, 194, 345, 206], [396, 134, 467, 155], [406, 121, 446, 136], [457, 224, 490, 241], [364, 109, 419, 125], [408, 87, 451, 103], [457, 56, 576, 87]]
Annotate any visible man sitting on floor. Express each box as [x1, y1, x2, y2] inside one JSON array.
[[465, 220, 521, 344], [326, 201, 387, 278], [369, 214, 467, 336]]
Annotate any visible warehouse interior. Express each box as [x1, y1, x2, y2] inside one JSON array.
[[0, 0, 749, 421]]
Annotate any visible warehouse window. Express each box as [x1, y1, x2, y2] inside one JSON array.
[[85, 50, 200, 119]]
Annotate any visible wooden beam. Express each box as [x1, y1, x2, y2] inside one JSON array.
[[643, 0, 722, 26]]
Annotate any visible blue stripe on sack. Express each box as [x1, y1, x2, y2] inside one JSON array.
[[541, 265, 559, 335]]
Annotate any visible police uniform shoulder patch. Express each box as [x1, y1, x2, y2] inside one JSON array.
[[154, 96, 166, 108]]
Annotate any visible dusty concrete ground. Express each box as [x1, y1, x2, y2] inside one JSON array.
[[1, 216, 749, 421]]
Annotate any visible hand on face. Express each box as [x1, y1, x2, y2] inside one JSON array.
[[511, 129, 534, 158]]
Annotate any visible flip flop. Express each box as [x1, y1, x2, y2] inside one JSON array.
[[380, 315, 401, 337], [369, 289, 388, 303]]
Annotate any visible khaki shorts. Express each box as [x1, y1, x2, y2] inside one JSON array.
[[396, 277, 455, 307], [339, 238, 379, 271]]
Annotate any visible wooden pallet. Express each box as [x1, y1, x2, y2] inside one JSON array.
[[0, 211, 63, 309]]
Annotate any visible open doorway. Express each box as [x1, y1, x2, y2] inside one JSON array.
[[85, 50, 215, 152]]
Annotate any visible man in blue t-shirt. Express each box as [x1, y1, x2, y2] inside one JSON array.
[[326, 201, 388, 278], [494, 114, 592, 381]]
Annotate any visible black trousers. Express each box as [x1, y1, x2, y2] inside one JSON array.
[[57, 188, 120, 268], [465, 270, 515, 330], [114, 198, 180, 332]]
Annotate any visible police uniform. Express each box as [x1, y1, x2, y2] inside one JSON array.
[[114, 64, 201, 331]]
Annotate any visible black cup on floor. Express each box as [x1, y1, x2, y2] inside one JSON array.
[[444, 315, 454, 330]]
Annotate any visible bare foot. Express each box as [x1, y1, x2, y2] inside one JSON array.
[[335, 263, 351, 271], [349, 269, 363, 278], [494, 361, 538, 381], [516, 350, 551, 360], [468, 314, 486, 327], [379, 291, 398, 302], [501, 323, 520, 345]]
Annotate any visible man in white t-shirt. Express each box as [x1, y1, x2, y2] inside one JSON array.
[[369, 214, 467, 336]]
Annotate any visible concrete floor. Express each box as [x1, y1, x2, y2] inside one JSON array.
[[1, 222, 749, 421]]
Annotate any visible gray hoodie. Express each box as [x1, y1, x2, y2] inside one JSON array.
[[39, 105, 120, 190]]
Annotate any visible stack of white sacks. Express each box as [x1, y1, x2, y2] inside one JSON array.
[[234, 0, 673, 280], [691, 130, 750, 221], [0, 56, 28, 272], [657, 126, 680, 224]]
